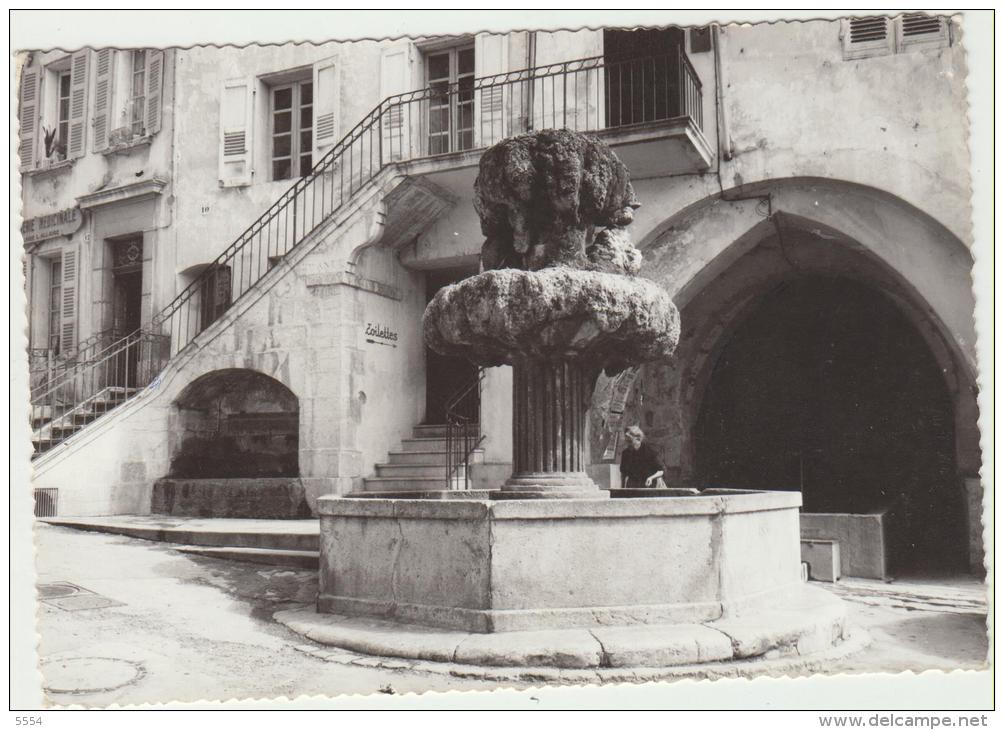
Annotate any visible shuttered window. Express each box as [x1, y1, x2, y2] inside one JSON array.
[[842, 17, 893, 59], [843, 14, 950, 60], [59, 248, 78, 353], [92, 49, 113, 152], [18, 65, 39, 169], [219, 77, 254, 187], [898, 13, 951, 51]]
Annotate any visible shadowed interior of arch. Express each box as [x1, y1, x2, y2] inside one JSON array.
[[170, 368, 299, 479], [694, 276, 966, 575]]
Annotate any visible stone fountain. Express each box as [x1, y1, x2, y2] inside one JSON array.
[[276, 130, 850, 671], [424, 129, 679, 499]]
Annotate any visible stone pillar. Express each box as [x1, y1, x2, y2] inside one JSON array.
[[501, 357, 603, 498]]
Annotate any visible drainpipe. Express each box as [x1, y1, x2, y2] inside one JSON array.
[[713, 24, 735, 162]]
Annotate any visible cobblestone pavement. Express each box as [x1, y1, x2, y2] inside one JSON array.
[[24, 523, 990, 707]]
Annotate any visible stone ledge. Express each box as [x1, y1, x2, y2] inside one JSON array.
[[276, 585, 848, 669], [303, 271, 401, 300], [317, 489, 801, 519]]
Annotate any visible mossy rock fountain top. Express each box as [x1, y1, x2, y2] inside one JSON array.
[[423, 129, 679, 498], [423, 128, 680, 377]]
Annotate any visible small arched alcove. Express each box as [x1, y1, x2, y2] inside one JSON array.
[[170, 368, 299, 479]]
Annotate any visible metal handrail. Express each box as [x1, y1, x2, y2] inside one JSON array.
[[29, 327, 114, 372], [29, 49, 704, 455], [444, 368, 485, 490]]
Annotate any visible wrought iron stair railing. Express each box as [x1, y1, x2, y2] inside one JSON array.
[[27, 48, 703, 457], [444, 368, 486, 490]]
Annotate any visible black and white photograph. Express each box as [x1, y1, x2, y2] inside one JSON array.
[[10, 9, 994, 714]]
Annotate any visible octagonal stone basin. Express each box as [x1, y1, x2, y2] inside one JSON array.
[[318, 489, 803, 633]]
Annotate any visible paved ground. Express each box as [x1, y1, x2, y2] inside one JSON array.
[[26, 523, 990, 707]]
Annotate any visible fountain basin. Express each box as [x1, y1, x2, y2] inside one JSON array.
[[317, 489, 805, 633]]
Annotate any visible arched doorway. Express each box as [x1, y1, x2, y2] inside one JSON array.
[[694, 276, 965, 574], [170, 368, 299, 479]]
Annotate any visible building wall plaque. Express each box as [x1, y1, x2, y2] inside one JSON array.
[[21, 207, 83, 245]]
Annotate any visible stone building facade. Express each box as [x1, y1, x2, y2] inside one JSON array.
[[21, 16, 983, 576]]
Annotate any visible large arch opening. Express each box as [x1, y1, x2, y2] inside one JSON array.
[[627, 195, 981, 577], [170, 368, 299, 479], [693, 275, 965, 574]]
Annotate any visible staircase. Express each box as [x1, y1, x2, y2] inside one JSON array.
[[27, 50, 705, 459], [361, 424, 483, 494], [33, 386, 140, 455]]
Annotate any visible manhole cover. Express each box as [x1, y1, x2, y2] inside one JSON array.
[[37, 582, 124, 611], [37, 582, 81, 599], [41, 657, 145, 695]]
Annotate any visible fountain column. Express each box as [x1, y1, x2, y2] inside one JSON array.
[[503, 357, 598, 497]]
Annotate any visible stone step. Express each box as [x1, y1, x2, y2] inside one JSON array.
[[173, 545, 319, 569], [41, 516, 319, 551], [374, 462, 463, 478], [412, 424, 480, 439], [361, 476, 456, 492], [400, 437, 450, 452], [387, 448, 484, 466]]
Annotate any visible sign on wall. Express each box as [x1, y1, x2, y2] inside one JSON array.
[[21, 207, 83, 245], [364, 322, 398, 348]]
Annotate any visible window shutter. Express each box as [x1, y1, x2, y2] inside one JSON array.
[[145, 49, 164, 135], [92, 49, 114, 152], [67, 50, 90, 159], [475, 34, 506, 146], [60, 247, 78, 352], [312, 56, 340, 164], [219, 77, 254, 187], [897, 13, 950, 51], [842, 17, 894, 60], [379, 42, 417, 162], [18, 64, 39, 169]]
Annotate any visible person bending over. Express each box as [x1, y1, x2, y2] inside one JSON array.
[[620, 425, 665, 489]]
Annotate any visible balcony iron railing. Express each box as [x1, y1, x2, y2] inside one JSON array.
[[29, 49, 703, 456]]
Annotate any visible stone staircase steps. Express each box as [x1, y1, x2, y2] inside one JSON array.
[[387, 449, 483, 466], [362, 476, 450, 492], [399, 437, 451, 452], [374, 463, 461, 478], [411, 424, 480, 439], [361, 423, 483, 493], [33, 386, 141, 455]]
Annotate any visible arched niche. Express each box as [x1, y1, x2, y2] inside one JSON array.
[[169, 368, 299, 479]]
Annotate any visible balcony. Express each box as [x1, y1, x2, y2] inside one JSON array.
[[389, 49, 714, 195]]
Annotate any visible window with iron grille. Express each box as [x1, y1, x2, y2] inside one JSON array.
[[34, 488, 59, 518], [270, 79, 313, 180]]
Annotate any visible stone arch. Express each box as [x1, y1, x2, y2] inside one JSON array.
[[639, 177, 977, 375], [169, 368, 300, 478], [621, 180, 981, 573]]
